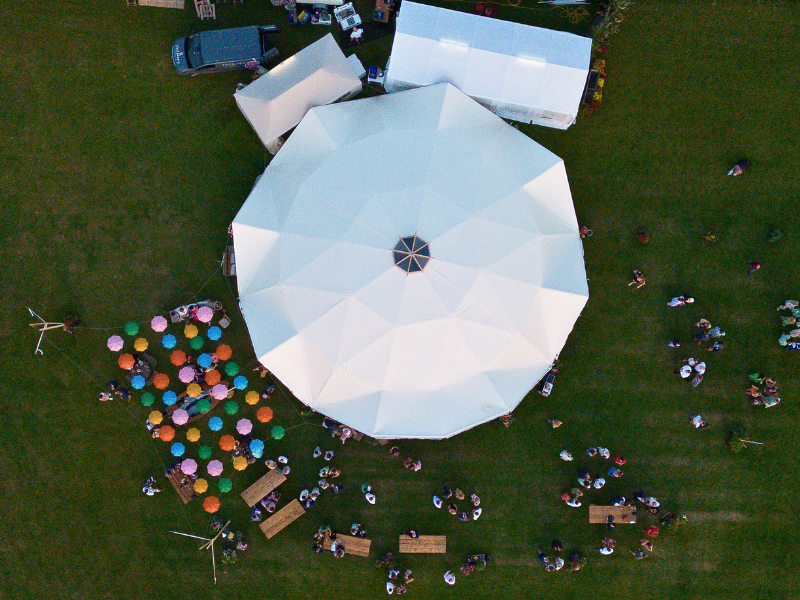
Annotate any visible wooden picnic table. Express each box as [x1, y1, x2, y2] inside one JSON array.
[[398, 535, 446, 553], [372, 0, 393, 22], [322, 532, 371, 557], [589, 505, 637, 524], [166, 468, 196, 504], [241, 470, 287, 507], [260, 499, 305, 539]]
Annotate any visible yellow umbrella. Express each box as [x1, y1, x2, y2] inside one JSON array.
[[134, 338, 149, 352], [186, 427, 201, 442], [187, 383, 201, 397], [193, 478, 208, 494], [184, 324, 199, 339], [233, 456, 248, 471], [148, 410, 163, 425], [245, 391, 260, 405]]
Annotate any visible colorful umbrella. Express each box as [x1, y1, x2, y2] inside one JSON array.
[[207, 460, 223, 476], [140, 392, 154, 407], [170, 350, 187, 366], [271, 425, 285, 440], [219, 435, 235, 451], [218, 477, 233, 493], [171, 442, 185, 457], [184, 324, 198, 339], [203, 496, 220, 513], [186, 427, 201, 442], [224, 400, 239, 415], [197, 353, 212, 368], [224, 362, 239, 377], [208, 416, 223, 431], [162, 390, 177, 406], [118, 353, 135, 370], [211, 384, 229, 400], [153, 373, 169, 389], [197, 306, 214, 323], [180, 458, 198, 475], [257, 406, 273, 423], [233, 456, 248, 471], [198, 445, 212, 460], [161, 334, 176, 349], [233, 375, 248, 390], [193, 478, 208, 493], [189, 336, 204, 350], [236, 419, 252, 435], [204, 370, 221, 386], [107, 335, 124, 352], [150, 315, 168, 332], [245, 391, 260, 405], [124, 321, 139, 336], [249, 439, 264, 456], [159, 425, 175, 441], [186, 383, 201, 398], [179, 366, 196, 384], [148, 410, 163, 425], [207, 326, 222, 341], [196, 398, 211, 413], [131, 375, 146, 390], [172, 408, 189, 426], [134, 338, 149, 352], [216, 344, 232, 361]]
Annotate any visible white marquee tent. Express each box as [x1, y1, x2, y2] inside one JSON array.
[[234, 33, 362, 147], [384, 2, 592, 129], [232, 83, 588, 439]]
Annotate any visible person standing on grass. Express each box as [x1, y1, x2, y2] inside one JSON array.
[[444, 570, 456, 585], [747, 260, 762, 275]]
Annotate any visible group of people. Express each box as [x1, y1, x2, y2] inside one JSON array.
[[432, 486, 482, 521], [777, 300, 800, 350], [560, 449, 626, 508], [674, 357, 707, 387], [746, 373, 781, 408], [538, 541, 585, 572], [692, 318, 726, 351]]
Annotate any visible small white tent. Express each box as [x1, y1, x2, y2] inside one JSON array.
[[384, 2, 592, 129], [234, 33, 362, 146], [233, 84, 588, 439]]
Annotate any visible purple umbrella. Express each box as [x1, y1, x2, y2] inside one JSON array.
[[197, 306, 214, 323], [180, 458, 198, 475], [172, 408, 189, 426], [236, 418, 253, 435], [179, 366, 196, 384], [150, 315, 168, 332], [211, 384, 229, 400], [107, 335, 124, 352], [207, 460, 223, 476]]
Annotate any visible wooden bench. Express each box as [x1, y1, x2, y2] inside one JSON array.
[[260, 499, 305, 539], [241, 470, 287, 507], [399, 535, 446, 554], [589, 505, 637, 524], [166, 469, 196, 504], [322, 533, 372, 557]]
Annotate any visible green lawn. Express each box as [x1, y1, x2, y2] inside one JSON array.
[[2, 1, 800, 599]]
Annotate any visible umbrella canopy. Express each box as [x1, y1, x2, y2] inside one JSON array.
[[190, 336, 204, 350], [207, 326, 222, 341], [140, 392, 155, 407], [208, 417, 223, 431], [159, 425, 175, 441], [131, 375, 146, 390], [207, 460, 224, 476], [245, 391, 260, 405], [224, 362, 240, 377], [118, 353, 135, 370], [193, 478, 208, 493], [216, 344, 233, 360], [186, 427, 201, 442], [107, 335, 124, 352], [211, 384, 229, 400], [219, 435, 235, 451], [236, 419, 253, 435], [134, 338, 149, 352], [148, 410, 163, 425], [233, 456, 248, 471], [233, 375, 248, 390], [150, 315, 168, 332], [161, 334, 176, 349], [197, 306, 214, 323], [170, 350, 187, 366], [224, 400, 239, 415], [218, 477, 233, 492], [197, 353, 213, 368], [184, 324, 199, 339], [257, 406, 273, 423], [204, 370, 221, 386], [180, 458, 198, 475], [196, 398, 211, 414], [124, 321, 139, 336], [271, 425, 285, 440], [172, 408, 189, 426], [171, 442, 185, 457], [153, 373, 170, 389], [162, 390, 178, 406], [179, 366, 196, 384], [186, 383, 202, 398], [198, 445, 213, 460], [249, 438, 264, 455], [203, 496, 221, 513]]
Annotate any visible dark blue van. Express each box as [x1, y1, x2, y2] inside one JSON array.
[[172, 25, 279, 75]]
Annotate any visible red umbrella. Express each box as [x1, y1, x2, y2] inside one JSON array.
[[204, 369, 221, 386], [257, 406, 273, 423], [216, 344, 232, 361], [203, 496, 221, 513], [170, 350, 187, 366], [219, 435, 235, 451], [118, 353, 135, 370], [158, 425, 175, 441], [153, 373, 169, 389]]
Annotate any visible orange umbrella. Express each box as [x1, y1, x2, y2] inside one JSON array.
[[158, 425, 175, 441], [186, 383, 201, 398], [216, 344, 232, 361], [153, 373, 169, 389], [245, 391, 260, 405], [170, 350, 187, 366], [233, 456, 248, 471], [219, 435, 235, 451], [203, 496, 220, 513], [186, 427, 201, 442], [118, 353, 135, 370], [204, 369, 221, 386], [257, 406, 273, 423], [184, 324, 199, 339]]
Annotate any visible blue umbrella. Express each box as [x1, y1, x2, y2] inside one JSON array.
[[197, 353, 212, 369], [207, 326, 222, 341], [249, 439, 264, 457], [163, 390, 177, 406], [208, 416, 223, 431], [162, 334, 176, 349], [171, 442, 185, 457], [131, 375, 146, 390], [233, 375, 248, 390]]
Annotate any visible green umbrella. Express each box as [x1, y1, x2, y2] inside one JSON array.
[[218, 478, 232, 493], [224, 400, 239, 415], [197, 398, 211, 413], [140, 392, 155, 407], [224, 362, 239, 377], [198, 445, 213, 460], [189, 336, 204, 350], [271, 425, 285, 440], [124, 321, 139, 336]]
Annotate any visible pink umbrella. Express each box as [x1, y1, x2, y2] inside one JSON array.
[[150, 315, 168, 332], [179, 366, 196, 384], [172, 408, 189, 426], [236, 418, 253, 435], [107, 335, 124, 352], [207, 460, 223, 476], [180, 458, 198, 475], [197, 306, 214, 323], [211, 384, 229, 400]]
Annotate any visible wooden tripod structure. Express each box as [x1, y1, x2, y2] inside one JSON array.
[[169, 521, 230, 584], [27, 307, 65, 356]]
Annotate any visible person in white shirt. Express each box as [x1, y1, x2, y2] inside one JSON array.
[[350, 28, 364, 43], [443, 570, 456, 585]]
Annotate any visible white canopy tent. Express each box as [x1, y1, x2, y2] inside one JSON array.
[[233, 83, 588, 439], [384, 2, 592, 129], [234, 33, 362, 147]]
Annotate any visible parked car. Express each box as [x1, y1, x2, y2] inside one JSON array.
[[537, 370, 556, 397], [172, 25, 279, 75]]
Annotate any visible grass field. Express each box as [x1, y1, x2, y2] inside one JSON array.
[[2, 1, 800, 599]]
